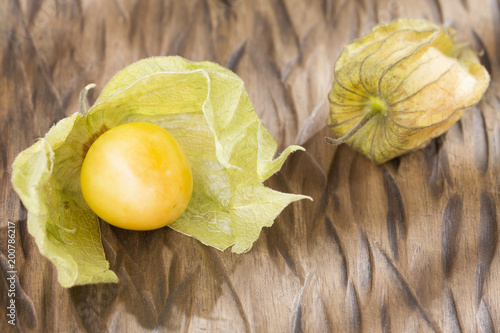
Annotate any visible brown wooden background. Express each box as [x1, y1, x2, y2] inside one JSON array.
[[1, 0, 500, 332]]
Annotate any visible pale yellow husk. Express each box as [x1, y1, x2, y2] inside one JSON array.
[[328, 19, 490, 164]]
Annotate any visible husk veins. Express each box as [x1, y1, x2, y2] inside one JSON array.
[[326, 19, 490, 164]]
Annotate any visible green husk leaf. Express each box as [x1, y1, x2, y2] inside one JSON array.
[[12, 114, 118, 287], [11, 56, 310, 287]]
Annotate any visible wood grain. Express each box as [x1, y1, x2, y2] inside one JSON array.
[[1, 0, 500, 332]]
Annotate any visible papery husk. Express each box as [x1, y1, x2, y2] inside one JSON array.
[[327, 19, 490, 164], [11, 56, 311, 287]]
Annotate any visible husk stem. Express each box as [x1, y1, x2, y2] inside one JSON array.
[[325, 96, 387, 145], [79, 83, 96, 117]]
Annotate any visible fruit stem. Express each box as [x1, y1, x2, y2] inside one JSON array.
[[79, 83, 96, 117], [325, 96, 387, 145]]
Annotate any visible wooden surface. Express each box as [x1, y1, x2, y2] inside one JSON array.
[[1, 0, 500, 332]]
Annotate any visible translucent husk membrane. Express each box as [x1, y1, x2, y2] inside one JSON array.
[[327, 19, 490, 164], [11, 57, 311, 287]]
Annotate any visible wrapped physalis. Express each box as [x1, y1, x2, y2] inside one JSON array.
[[326, 19, 490, 164], [11, 57, 311, 287]]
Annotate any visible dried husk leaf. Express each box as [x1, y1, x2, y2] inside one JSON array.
[[327, 19, 490, 164]]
